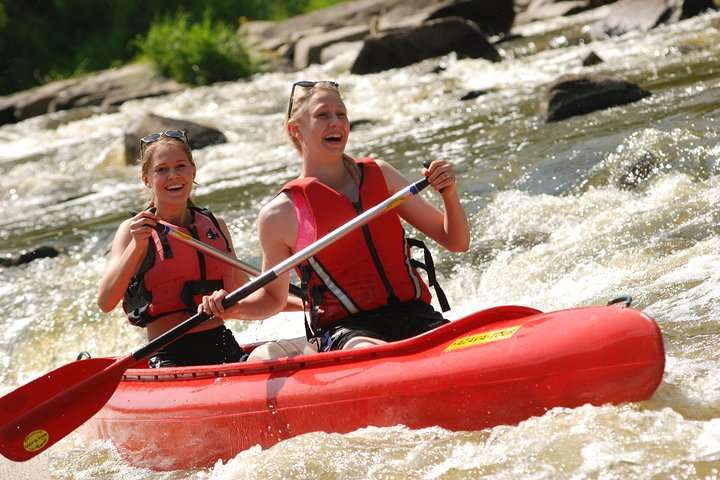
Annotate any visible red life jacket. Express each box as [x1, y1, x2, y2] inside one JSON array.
[[281, 158, 447, 332], [123, 207, 234, 327]]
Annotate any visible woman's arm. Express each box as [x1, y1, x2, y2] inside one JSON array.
[[284, 295, 305, 311], [97, 211, 158, 312], [378, 159, 470, 252], [216, 213, 303, 312], [199, 193, 299, 320]]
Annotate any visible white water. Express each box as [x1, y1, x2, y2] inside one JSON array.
[[1, 8, 719, 479]]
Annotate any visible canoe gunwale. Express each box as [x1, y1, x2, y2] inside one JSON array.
[[120, 305, 543, 382]]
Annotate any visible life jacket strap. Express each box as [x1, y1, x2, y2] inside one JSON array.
[[300, 263, 324, 341], [180, 279, 225, 313], [407, 238, 451, 312]]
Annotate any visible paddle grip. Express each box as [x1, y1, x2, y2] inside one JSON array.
[[422, 161, 445, 193]]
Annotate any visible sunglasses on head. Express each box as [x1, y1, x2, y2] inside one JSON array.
[[140, 130, 188, 155], [287, 81, 339, 120]]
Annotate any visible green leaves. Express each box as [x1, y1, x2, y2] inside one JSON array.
[[136, 11, 255, 85]]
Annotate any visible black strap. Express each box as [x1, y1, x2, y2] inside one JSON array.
[[180, 279, 225, 313], [124, 238, 156, 326], [299, 263, 323, 341], [355, 199, 399, 306], [159, 231, 173, 259], [408, 238, 451, 312]]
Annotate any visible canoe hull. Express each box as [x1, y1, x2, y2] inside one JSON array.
[[83, 305, 665, 471]]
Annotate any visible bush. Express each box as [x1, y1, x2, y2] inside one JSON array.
[[137, 11, 255, 85]]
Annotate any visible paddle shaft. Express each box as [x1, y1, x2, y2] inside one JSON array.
[[161, 222, 261, 274]]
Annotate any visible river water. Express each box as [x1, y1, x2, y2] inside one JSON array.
[[1, 6, 719, 479]]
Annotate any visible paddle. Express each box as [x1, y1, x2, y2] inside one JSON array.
[[0, 176, 430, 462], [132, 212, 303, 298]]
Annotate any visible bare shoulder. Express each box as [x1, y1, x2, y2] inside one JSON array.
[[113, 218, 133, 244], [258, 192, 297, 249], [259, 192, 295, 224], [108, 218, 133, 257], [374, 158, 410, 193]]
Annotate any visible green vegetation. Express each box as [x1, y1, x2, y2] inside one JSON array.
[[0, 0, 350, 96], [137, 11, 255, 86]]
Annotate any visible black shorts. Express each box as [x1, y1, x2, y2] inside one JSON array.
[[321, 300, 449, 351], [149, 325, 246, 368]]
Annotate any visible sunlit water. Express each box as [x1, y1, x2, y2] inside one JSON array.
[[1, 7, 719, 479]]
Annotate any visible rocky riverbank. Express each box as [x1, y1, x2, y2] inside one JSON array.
[[0, 0, 715, 136]]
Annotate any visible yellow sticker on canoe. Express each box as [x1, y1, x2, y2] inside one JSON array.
[[24, 429, 49, 452], [446, 325, 522, 351]]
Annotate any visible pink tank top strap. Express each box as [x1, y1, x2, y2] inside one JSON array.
[[291, 190, 315, 252]]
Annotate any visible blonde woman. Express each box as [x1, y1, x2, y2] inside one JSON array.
[[201, 81, 469, 353]]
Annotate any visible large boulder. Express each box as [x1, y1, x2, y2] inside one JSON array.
[[50, 65, 186, 112], [351, 17, 501, 75], [539, 74, 651, 122], [0, 77, 78, 125], [1, 246, 62, 267], [426, 0, 515, 37], [246, 0, 512, 71], [294, 24, 370, 69], [0, 64, 186, 126], [515, 0, 594, 25], [594, 0, 717, 36], [245, 0, 448, 49], [124, 114, 227, 165]]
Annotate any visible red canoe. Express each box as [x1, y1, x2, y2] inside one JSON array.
[[82, 303, 665, 471]]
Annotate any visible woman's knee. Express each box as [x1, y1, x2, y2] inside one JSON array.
[[341, 336, 387, 350], [246, 337, 318, 361]]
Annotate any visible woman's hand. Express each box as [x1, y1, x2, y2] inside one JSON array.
[[128, 210, 159, 243], [199, 289, 230, 318], [422, 159, 456, 195]]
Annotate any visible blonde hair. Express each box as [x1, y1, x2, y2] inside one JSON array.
[[138, 136, 196, 210], [285, 81, 360, 180]]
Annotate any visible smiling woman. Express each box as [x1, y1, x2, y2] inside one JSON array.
[[95, 130, 252, 368], [198, 80, 470, 356]]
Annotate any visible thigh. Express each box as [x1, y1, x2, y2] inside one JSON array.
[[323, 319, 394, 351], [246, 337, 319, 361], [397, 301, 449, 338]]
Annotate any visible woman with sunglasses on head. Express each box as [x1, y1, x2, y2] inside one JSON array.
[[200, 81, 469, 355], [97, 131, 253, 368]]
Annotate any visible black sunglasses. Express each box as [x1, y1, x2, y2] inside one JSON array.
[[287, 81, 339, 120], [140, 130, 189, 155]]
